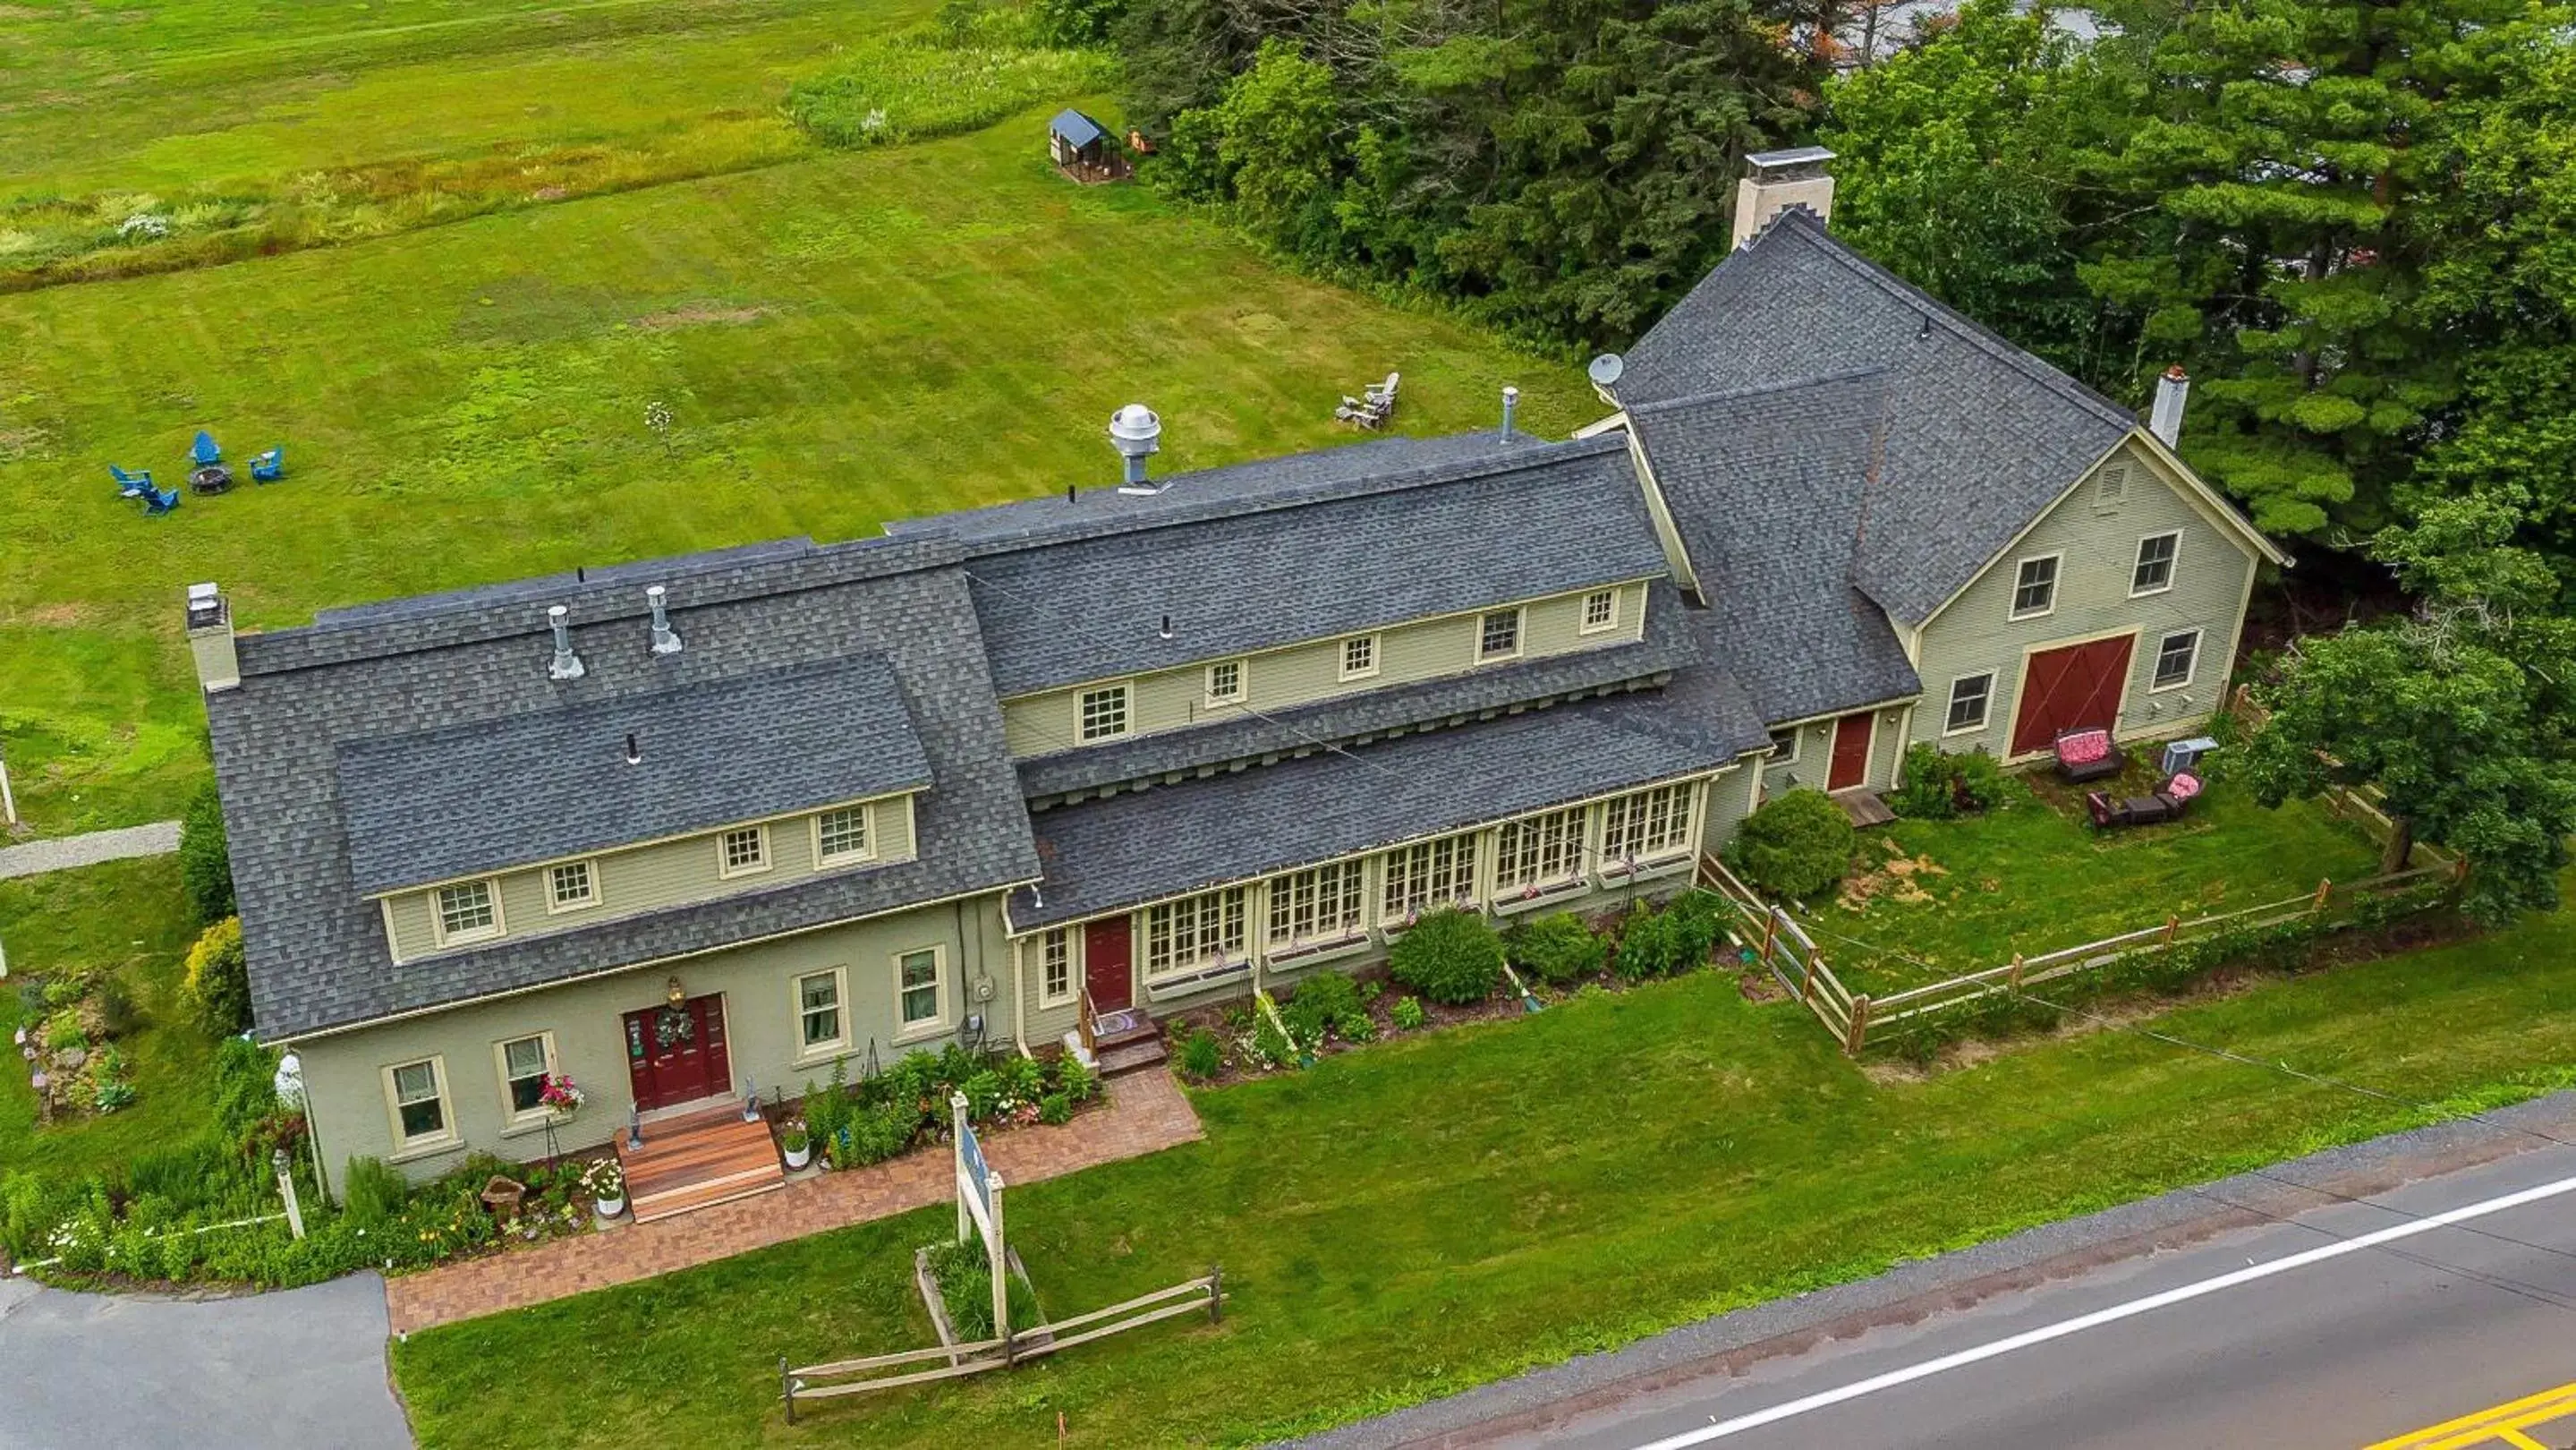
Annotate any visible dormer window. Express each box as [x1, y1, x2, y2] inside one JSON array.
[[1205, 659, 1245, 707], [815, 806, 872, 866], [1079, 683, 1132, 741], [1339, 635, 1380, 681], [433, 880, 502, 945], [1478, 608, 1523, 661], [546, 860, 597, 912], [1580, 588, 1620, 634], [719, 824, 769, 877]]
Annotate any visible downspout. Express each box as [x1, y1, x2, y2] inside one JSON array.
[[1009, 929, 1030, 1058]]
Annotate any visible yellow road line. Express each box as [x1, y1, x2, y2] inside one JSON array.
[[2367, 1378, 2576, 1449]]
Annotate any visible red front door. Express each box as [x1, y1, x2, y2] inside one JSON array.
[[1828, 713, 1874, 791], [624, 994, 733, 1111], [2011, 635, 2137, 756], [1084, 917, 1134, 1012]]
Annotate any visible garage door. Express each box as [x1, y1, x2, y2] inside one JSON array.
[[2010, 635, 2135, 756]]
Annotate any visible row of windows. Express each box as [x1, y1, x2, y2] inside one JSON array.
[[1075, 781, 1700, 985], [2009, 531, 2182, 620], [381, 950, 953, 1152], [423, 802, 883, 950], [1071, 589, 1625, 745], [1942, 629, 2201, 735]]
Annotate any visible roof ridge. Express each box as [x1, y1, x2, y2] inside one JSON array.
[[1758, 212, 2138, 432], [1625, 366, 1893, 419]]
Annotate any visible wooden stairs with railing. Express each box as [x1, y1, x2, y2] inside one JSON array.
[[616, 1102, 786, 1224], [1087, 1005, 1167, 1078]]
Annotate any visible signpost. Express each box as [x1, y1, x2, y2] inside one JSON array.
[[948, 1092, 1010, 1358]]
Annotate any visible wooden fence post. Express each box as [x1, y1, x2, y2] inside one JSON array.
[[1759, 911, 1778, 967], [2162, 914, 2180, 946], [2311, 877, 2332, 913], [781, 1356, 796, 1425], [1208, 1266, 1224, 1325], [2008, 953, 2024, 990], [1843, 994, 1871, 1057]]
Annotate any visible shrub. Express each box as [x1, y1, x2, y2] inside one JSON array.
[[1177, 1028, 1223, 1081], [180, 783, 234, 925], [1052, 1053, 1098, 1105], [95, 977, 139, 1038], [1038, 1092, 1072, 1125], [924, 1237, 1040, 1341], [209, 1036, 281, 1141], [1280, 971, 1364, 1045], [1612, 903, 1688, 981], [1725, 789, 1857, 902], [1505, 912, 1607, 985], [1335, 1010, 1375, 1045], [183, 917, 252, 1038], [1247, 1011, 1297, 1070], [1889, 745, 2011, 820], [125, 1135, 239, 1214], [1390, 995, 1426, 1031], [343, 1156, 411, 1224], [1953, 749, 2007, 812], [959, 1069, 1005, 1122], [1388, 908, 1505, 1005]]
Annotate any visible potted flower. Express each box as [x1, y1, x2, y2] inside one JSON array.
[[581, 1157, 625, 1221], [779, 1122, 812, 1171], [538, 1072, 585, 1116]]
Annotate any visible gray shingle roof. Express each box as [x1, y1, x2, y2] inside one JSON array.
[[901, 432, 1670, 697], [1010, 678, 1765, 930], [208, 536, 1037, 1040], [1628, 375, 1923, 723], [336, 654, 932, 895], [1014, 584, 1700, 798], [1620, 212, 2134, 625]]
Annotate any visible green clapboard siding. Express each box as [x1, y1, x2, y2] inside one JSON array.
[[999, 582, 1652, 758], [1911, 441, 2256, 761]]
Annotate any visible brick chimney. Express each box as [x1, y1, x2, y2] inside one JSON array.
[[1730, 147, 1836, 251]]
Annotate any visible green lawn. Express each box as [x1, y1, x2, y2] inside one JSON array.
[[0, 860, 222, 1183], [1815, 772, 2387, 1000], [393, 880, 2576, 1448], [1, 81, 1586, 835]]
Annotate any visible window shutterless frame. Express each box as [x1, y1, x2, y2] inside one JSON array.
[[493, 1032, 557, 1122], [544, 859, 598, 914], [1036, 928, 1078, 1008], [2131, 531, 2181, 597], [794, 968, 847, 1057], [1943, 672, 1994, 735], [1338, 635, 1381, 681], [1077, 682, 1133, 741], [718, 823, 770, 878], [1204, 659, 1245, 707], [2151, 628, 2201, 692], [892, 946, 948, 1039], [383, 1055, 457, 1153], [1578, 588, 1620, 635], [812, 805, 873, 866], [1476, 607, 1524, 661], [2009, 553, 2062, 620], [431, 878, 504, 946], [1766, 727, 1801, 764]]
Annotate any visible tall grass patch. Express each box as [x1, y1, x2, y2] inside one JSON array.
[[786, 7, 1114, 148]]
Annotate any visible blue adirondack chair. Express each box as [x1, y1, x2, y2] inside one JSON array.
[[191, 430, 221, 466], [250, 447, 285, 482], [118, 473, 179, 515], [107, 464, 156, 494]]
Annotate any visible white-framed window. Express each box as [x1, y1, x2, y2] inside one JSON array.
[[1945, 673, 1994, 735], [2153, 629, 2200, 690], [546, 860, 596, 913], [1767, 727, 1801, 764], [384, 1056, 455, 1150], [894, 947, 948, 1036], [1603, 782, 1695, 863], [814, 806, 872, 866], [1037, 928, 1077, 1008], [2011, 555, 2061, 618], [1264, 861, 1368, 949], [2131, 532, 2180, 595], [1339, 635, 1381, 681], [796, 968, 846, 1053], [1205, 659, 1245, 706], [1079, 684, 1132, 741], [1477, 608, 1523, 661], [718, 824, 769, 877], [433, 879, 502, 945], [1143, 888, 1247, 980], [1495, 806, 1589, 894], [496, 1032, 555, 1120], [1381, 832, 1479, 922], [1580, 588, 1620, 635]]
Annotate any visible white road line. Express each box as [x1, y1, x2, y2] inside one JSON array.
[[1633, 1170, 2576, 1449]]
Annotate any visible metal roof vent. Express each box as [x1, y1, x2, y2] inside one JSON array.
[[1501, 386, 1520, 442], [645, 584, 683, 656], [546, 605, 585, 681], [623, 730, 643, 765], [1109, 404, 1163, 494]]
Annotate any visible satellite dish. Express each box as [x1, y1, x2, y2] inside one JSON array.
[[1587, 353, 1626, 388]]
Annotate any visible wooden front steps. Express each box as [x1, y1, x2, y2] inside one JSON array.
[[1832, 788, 1897, 828], [1089, 1007, 1167, 1078], [617, 1102, 786, 1224]]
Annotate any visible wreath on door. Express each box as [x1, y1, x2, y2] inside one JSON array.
[[654, 1005, 696, 1052]]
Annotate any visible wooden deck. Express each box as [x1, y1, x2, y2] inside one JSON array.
[[617, 1103, 786, 1224], [1832, 787, 1897, 828]]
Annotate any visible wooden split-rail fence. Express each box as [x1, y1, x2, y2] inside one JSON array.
[[1696, 853, 2460, 1056], [780, 1270, 1225, 1419]]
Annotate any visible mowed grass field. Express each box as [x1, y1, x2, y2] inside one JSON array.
[[0, 0, 1586, 835]]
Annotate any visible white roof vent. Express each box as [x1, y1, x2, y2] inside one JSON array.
[[646, 584, 683, 656], [547, 604, 586, 681], [1109, 404, 1163, 494]]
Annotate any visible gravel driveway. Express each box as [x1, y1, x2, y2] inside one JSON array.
[[0, 1272, 411, 1449]]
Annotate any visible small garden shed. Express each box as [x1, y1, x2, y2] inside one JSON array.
[[1049, 108, 1130, 183]]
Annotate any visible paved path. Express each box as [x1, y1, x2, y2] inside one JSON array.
[[384, 1068, 1202, 1335], [1296, 1090, 2576, 1450], [0, 1271, 411, 1450], [0, 821, 182, 880]]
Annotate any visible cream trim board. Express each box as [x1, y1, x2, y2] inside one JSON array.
[[812, 803, 877, 868], [717, 823, 772, 879], [2008, 551, 2064, 621], [1763, 693, 1921, 733], [430, 878, 505, 948], [544, 859, 599, 915], [792, 966, 850, 1062], [1621, 428, 1706, 601], [491, 1030, 559, 1127], [2002, 624, 2147, 762], [1942, 671, 1995, 737], [2130, 530, 2181, 598], [891, 944, 950, 1042], [2123, 426, 2295, 567], [380, 898, 407, 966], [382, 1054, 460, 1153], [2149, 627, 2203, 694]]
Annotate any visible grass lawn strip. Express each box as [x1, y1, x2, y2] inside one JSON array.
[[391, 874, 2576, 1448]]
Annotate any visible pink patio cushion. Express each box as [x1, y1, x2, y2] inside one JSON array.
[[2057, 729, 2113, 765], [2165, 771, 2203, 801]]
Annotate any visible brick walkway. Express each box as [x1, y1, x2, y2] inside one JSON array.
[[382, 1070, 1201, 1335]]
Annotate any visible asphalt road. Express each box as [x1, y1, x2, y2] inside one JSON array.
[[1453, 1140, 2576, 1450], [0, 1271, 412, 1450]]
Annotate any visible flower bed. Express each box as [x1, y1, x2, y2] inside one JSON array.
[[13, 968, 139, 1120], [795, 1042, 1101, 1173]]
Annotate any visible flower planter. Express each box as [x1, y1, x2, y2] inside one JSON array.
[[784, 1143, 812, 1171], [594, 1193, 625, 1221]]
